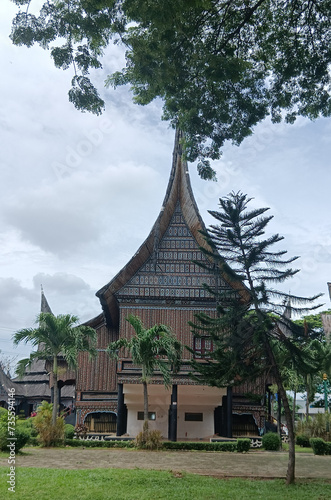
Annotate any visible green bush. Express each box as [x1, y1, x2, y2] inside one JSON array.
[[18, 417, 38, 437], [0, 424, 30, 452], [296, 413, 331, 441], [65, 438, 134, 448], [0, 407, 7, 417], [0, 409, 31, 452], [163, 441, 237, 452], [64, 438, 240, 452], [135, 421, 163, 450], [33, 401, 65, 447], [64, 424, 75, 440], [236, 438, 251, 453], [262, 432, 281, 451], [310, 438, 326, 455], [27, 436, 39, 446], [325, 442, 331, 455], [296, 434, 311, 448]]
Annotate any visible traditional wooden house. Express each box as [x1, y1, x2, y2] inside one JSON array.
[[75, 130, 268, 440]]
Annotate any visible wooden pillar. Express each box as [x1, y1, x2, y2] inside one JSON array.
[[221, 395, 227, 437], [58, 383, 61, 409], [214, 406, 222, 436], [267, 387, 272, 420], [277, 393, 282, 441], [227, 386, 233, 438], [168, 384, 178, 442], [116, 383, 127, 436]]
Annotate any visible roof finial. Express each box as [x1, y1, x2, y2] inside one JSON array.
[[40, 286, 53, 315]]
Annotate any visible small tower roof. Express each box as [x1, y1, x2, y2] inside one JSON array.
[[41, 285, 53, 315]]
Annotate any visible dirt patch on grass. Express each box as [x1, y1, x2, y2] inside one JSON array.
[[1, 447, 330, 479]]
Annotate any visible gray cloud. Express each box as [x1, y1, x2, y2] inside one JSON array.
[[33, 272, 91, 295]]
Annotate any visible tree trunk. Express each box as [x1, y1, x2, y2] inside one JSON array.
[[265, 341, 295, 485], [143, 380, 149, 428], [292, 389, 296, 427], [305, 376, 310, 422], [52, 355, 58, 426], [277, 376, 295, 485]]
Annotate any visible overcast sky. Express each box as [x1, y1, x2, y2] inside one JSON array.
[[1, 2, 331, 365]]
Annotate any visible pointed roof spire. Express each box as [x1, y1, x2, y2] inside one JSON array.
[[96, 128, 248, 327], [40, 285, 53, 315], [284, 297, 292, 320]]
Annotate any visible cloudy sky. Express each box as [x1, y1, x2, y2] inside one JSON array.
[[1, 2, 331, 365]]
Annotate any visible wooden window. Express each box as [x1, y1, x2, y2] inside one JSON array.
[[137, 412, 156, 421], [185, 413, 203, 422], [193, 337, 213, 358]]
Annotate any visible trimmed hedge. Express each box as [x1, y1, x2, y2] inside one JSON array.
[[296, 434, 311, 448], [236, 438, 251, 453], [310, 438, 331, 456], [64, 424, 75, 440], [0, 425, 30, 452], [262, 432, 281, 451], [65, 439, 134, 448], [163, 441, 237, 452], [65, 439, 239, 452]]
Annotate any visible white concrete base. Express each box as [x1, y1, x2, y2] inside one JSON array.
[[123, 383, 226, 439]]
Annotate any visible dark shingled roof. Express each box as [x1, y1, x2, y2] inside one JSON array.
[[0, 364, 24, 398]]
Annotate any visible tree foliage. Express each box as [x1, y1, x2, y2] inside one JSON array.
[[293, 311, 331, 412], [294, 310, 331, 337], [33, 400, 65, 447], [13, 312, 97, 425], [10, 1, 331, 179], [190, 191, 322, 484]]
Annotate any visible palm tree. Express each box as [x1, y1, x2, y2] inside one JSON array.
[[107, 314, 181, 424], [13, 312, 97, 425]]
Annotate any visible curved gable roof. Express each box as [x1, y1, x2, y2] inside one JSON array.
[[96, 129, 249, 326]]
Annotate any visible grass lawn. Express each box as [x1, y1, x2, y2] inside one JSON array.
[[281, 443, 313, 453], [1, 467, 331, 500]]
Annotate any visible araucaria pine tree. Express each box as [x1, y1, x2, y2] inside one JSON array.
[[191, 192, 322, 485]]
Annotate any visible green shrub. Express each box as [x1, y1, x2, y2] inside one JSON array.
[[65, 438, 134, 448], [296, 413, 331, 441], [325, 442, 331, 455], [145, 430, 163, 450], [296, 434, 311, 448], [135, 421, 163, 450], [0, 424, 30, 452], [310, 438, 326, 455], [236, 438, 251, 453], [64, 424, 75, 440], [27, 436, 39, 446], [262, 432, 281, 451], [33, 401, 64, 447], [18, 417, 38, 437], [0, 407, 7, 418], [0, 409, 31, 452], [163, 441, 237, 452]]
